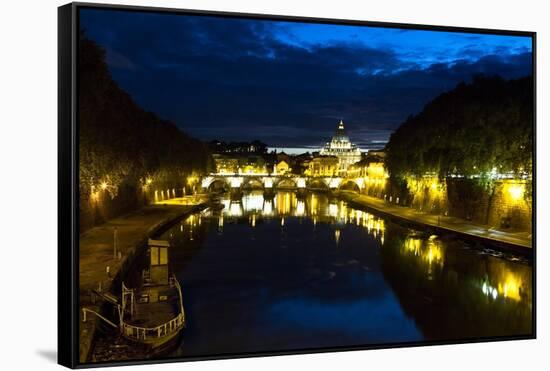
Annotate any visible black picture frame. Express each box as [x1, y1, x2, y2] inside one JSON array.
[[58, 2, 537, 368]]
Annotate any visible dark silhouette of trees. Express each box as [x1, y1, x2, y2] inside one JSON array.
[[79, 33, 212, 230], [209, 140, 268, 154], [386, 76, 533, 181]]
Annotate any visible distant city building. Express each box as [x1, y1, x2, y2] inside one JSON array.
[[240, 155, 267, 174], [305, 156, 339, 177], [213, 154, 239, 174], [213, 154, 267, 174], [274, 160, 291, 175], [293, 152, 313, 175], [320, 120, 362, 175], [276, 152, 291, 164]]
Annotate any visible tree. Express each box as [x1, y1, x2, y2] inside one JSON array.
[[386, 76, 533, 181], [79, 33, 212, 230]]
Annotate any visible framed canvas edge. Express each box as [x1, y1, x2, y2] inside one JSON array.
[[58, 3, 79, 369], [72, 1, 536, 36], [57, 2, 538, 369]]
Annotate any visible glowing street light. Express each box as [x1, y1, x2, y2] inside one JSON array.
[[507, 184, 525, 202]]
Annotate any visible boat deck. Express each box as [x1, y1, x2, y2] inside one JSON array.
[[125, 285, 180, 328]]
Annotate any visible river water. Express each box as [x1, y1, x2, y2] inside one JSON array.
[[154, 190, 532, 359]]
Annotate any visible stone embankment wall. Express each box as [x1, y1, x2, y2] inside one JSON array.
[[80, 181, 199, 233], [380, 178, 532, 232]]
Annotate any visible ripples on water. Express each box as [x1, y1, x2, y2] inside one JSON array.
[[155, 190, 532, 358]]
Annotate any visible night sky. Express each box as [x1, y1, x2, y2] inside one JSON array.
[[80, 8, 532, 153]]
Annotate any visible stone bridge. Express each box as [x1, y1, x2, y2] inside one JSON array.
[[201, 174, 365, 192]]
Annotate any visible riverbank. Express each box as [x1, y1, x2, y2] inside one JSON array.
[[79, 200, 207, 363], [337, 191, 532, 253]]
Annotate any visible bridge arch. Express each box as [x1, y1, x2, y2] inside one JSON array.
[[276, 178, 298, 189], [207, 179, 229, 192], [201, 176, 214, 189], [307, 178, 330, 190], [339, 179, 362, 192], [241, 177, 264, 189]]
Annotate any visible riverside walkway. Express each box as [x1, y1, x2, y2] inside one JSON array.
[[79, 199, 207, 363], [339, 192, 532, 251]]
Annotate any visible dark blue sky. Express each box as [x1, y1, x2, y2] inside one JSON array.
[[80, 8, 532, 152]]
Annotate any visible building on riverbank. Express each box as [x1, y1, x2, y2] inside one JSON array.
[[320, 120, 362, 175], [213, 154, 268, 175], [274, 160, 291, 175], [305, 155, 339, 177]]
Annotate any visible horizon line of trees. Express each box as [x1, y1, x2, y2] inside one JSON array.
[[209, 139, 268, 155]]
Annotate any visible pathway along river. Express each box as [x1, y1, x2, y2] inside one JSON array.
[[92, 190, 532, 362]]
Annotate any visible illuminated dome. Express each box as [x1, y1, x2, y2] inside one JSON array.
[[332, 120, 350, 142], [319, 120, 362, 175]]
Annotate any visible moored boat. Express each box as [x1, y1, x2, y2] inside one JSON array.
[[119, 239, 185, 349]]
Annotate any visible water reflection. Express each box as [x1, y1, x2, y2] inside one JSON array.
[[204, 191, 387, 246], [402, 236, 444, 277], [399, 234, 530, 305], [480, 265, 529, 302], [158, 190, 531, 358]]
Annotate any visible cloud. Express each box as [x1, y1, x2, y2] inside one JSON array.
[[80, 9, 533, 148]]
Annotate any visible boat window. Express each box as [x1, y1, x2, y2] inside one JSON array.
[[151, 247, 159, 265], [159, 248, 168, 265], [138, 294, 149, 303]]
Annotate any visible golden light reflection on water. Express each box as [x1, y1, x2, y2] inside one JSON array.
[[310, 194, 318, 216], [400, 234, 529, 303], [203, 192, 530, 306], [178, 190, 531, 322], [500, 274, 522, 301], [263, 199, 273, 216], [276, 192, 296, 215], [229, 201, 242, 217], [482, 267, 527, 302], [184, 214, 202, 241], [296, 200, 305, 217], [402, 236, 444, 275], [211, 191, 387, 244]]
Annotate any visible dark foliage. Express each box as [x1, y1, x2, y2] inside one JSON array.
[[209, 140, 268, 154], [386, 76, 533, 180], [79, 33, 212, 199], [78, 33, 212, 230]]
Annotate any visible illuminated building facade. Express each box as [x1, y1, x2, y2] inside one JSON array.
[[213, 154, 268, 175], [305, 156, 339, 177], [274, 160, 291, 175], [213, 155, 239, 174], [320, 120, 362, 175]]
